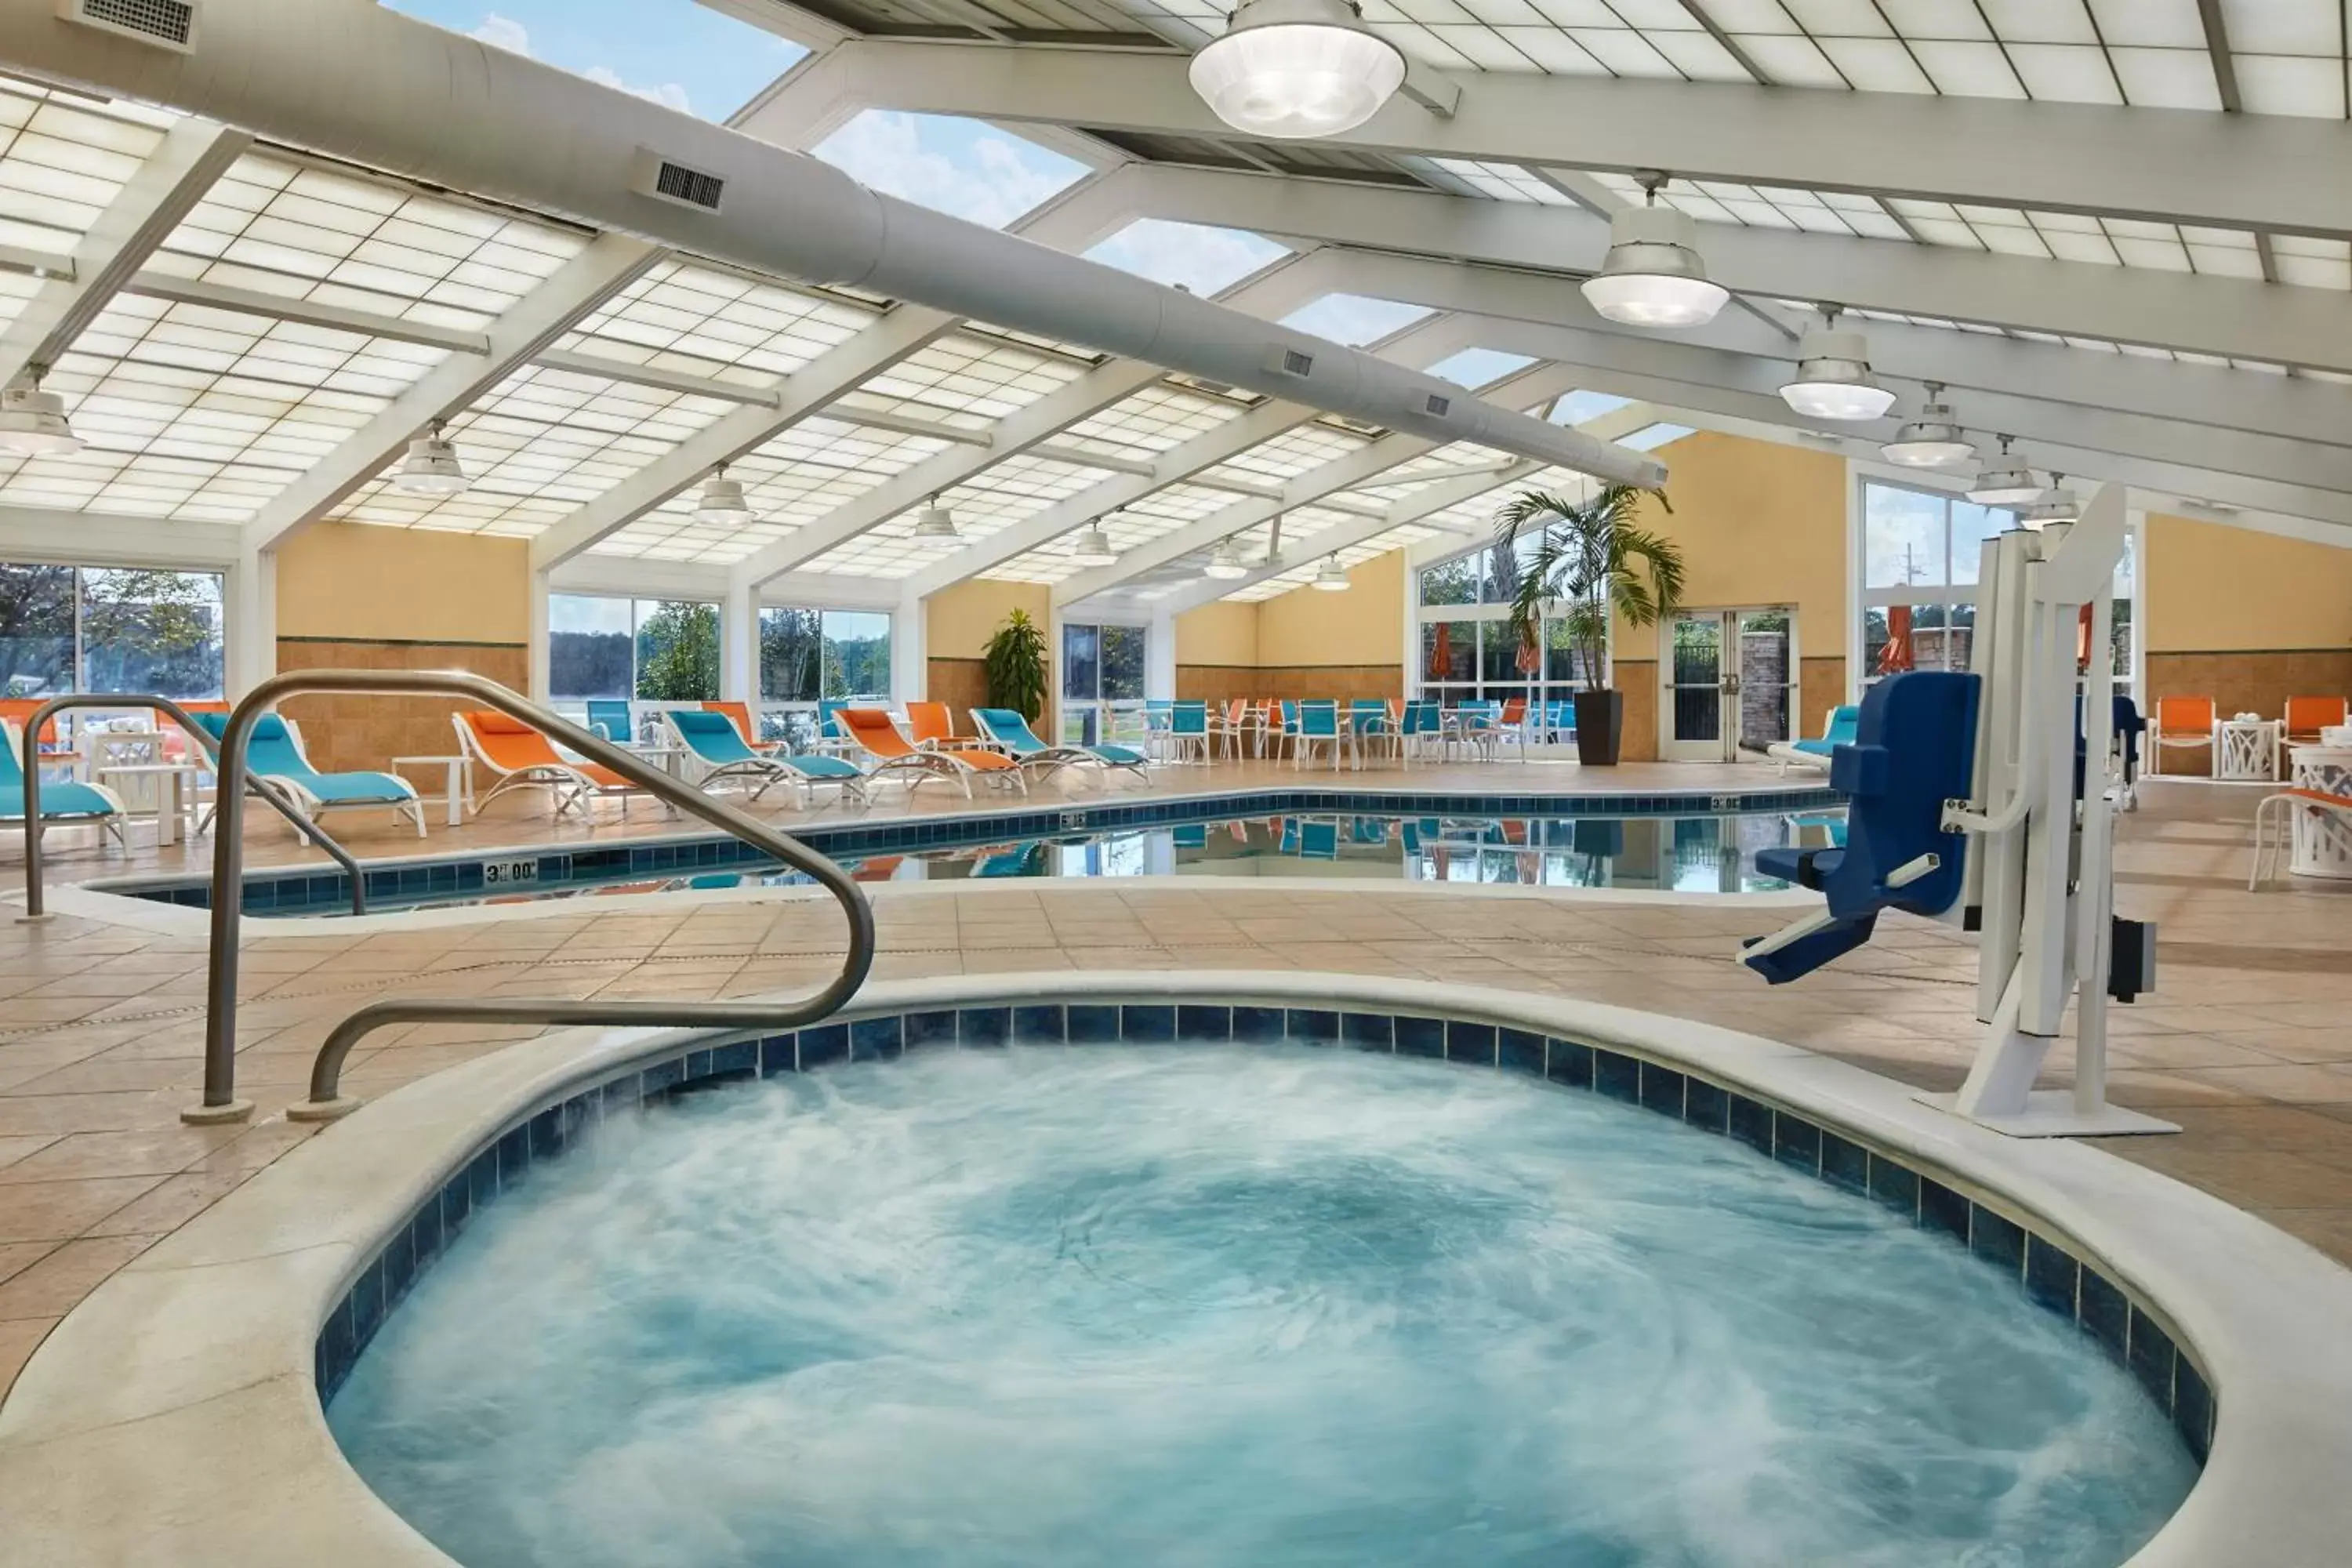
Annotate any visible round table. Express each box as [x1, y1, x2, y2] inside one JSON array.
[[2287, 745, 2352, 880]]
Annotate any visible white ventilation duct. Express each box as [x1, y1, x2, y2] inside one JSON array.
[[2, 0, 1668, 492]]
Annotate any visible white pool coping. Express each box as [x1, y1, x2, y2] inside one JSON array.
[[4, 971, 2347, 1567]]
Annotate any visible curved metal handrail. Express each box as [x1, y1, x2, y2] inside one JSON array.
[[190, 670, 875, 1126], [17, 693, 367, 920]]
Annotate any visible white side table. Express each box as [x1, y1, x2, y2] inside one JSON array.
[[2288, 745, 2352, 880], [94, 762, 202, 845], [391, 755, 474, 826], [2216, 718, 2280, 782]]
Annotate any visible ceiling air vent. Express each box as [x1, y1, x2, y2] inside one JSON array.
[[628, 149, 725, 213], [58, 0, 200, 52], [1424, 392, 1452, 417], [1265, 346, 1315, 380]]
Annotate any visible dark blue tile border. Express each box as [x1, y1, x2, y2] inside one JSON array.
[[314, 998, 2215, 1472]]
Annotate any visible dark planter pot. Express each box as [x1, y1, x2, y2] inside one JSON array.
[[1573, 688, 1624, 766]]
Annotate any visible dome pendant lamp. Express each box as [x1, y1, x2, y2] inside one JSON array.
[[1312, 556, 1351, 591], [1203, 538, 1249, 580], [1966, 434, 2041, 506], [1879, 383, 1976, 468], [392, 418, 470, 495], [0, 366, 82, 457], [912, 494, 960, 540], [1188, 0, 1406, 140], [693, 463, 756, 525], [1780, 307, 1897, 422], [2018, 472, 2081, 529], [1581, 173, 1730, 330], [1070, 519, 1119, 566]]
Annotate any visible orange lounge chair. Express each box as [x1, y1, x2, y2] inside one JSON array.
[[837, 706, 1025, 798], [905, 701, 960, 749], [702, 701, 781, 752], [455, 710, 659, 818]]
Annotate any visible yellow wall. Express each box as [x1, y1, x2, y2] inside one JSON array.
[[924, 578, 1050, 659], [275, 522, 530, 644], [1258, 550, 1405, 666], [1610, 431, 1848, 645], [2145, 512, 2352, 652], [1174, 599, 1261, 667]]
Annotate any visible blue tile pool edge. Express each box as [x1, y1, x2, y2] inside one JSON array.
[[101, 783, 1842, 913], [312, 998, 2215, 1472]]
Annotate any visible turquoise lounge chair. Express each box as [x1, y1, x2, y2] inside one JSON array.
[[1768, 705, 1860, 774], [585, 699, 633, 744], [662, 709, 867, 808], [1, 718, 128, 851], [193, 711, 424, 837], [971, 707, 1148, 785]]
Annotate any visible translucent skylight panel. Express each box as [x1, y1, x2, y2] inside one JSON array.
[[0, 293, 442, 521], [0, 82, 171, 256], [810, 112, 1091, 230], [554, 263, 878, 391], [1056, 383, 1253, 464], [840, 332, 1094, 427], [0, 270, 42, 336], [335, 365, 734, 533], [1082, 219, 1291, 296], [1280, 294, 1435, 347], [1198, 423, 1370, 488], [1335, 441, 1518, 506], [1428, 158, 1574, 204], [160, 154, 584, 332], [2271, 235, 2352, 290], [1621, 422, 1695, 451], [1426, 347, 1539, 387], [1548, 390, 1633, 426]]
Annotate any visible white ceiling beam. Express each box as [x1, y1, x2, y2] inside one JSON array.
[[894, 310, 1482, 597], [533, 346, 999, 446], [543, 172, 1139, 574], [124, 272, 493, 355], [240, 234, 662, 554], [1053, 361, 1581, 604], [1326, 249, 2352, 453], [0, 118, 251, 390], [728, 245, 1345, 591], [0, 244, 72, 279], [1124, 165, 2352, 376], [802, 38, 2352, 238], [0, 505, 241, 570]]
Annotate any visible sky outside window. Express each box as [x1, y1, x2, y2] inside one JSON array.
[[389, 2, 808, 121]]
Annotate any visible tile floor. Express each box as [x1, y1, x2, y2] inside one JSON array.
[[0, 764, 2345, 1406]]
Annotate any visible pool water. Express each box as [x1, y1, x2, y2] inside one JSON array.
[[330, 1045, 2193, 1567]]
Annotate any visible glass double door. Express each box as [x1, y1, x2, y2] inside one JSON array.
[[1661, 608, 1797, 762]]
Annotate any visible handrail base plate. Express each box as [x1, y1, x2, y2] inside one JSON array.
[[182, 1098, 254, 1126], [287, 1097, 361, 1123]]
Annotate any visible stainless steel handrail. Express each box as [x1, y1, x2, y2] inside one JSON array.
[[17, 693, 368, 920], [189, 670, 875, 1126]]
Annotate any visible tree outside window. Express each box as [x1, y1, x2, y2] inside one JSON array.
[[550, 595, 720, 705], [0, 561, 223, 699]]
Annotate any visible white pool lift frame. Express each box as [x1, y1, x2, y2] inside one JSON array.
[[1933, 481, 2176, 1138]]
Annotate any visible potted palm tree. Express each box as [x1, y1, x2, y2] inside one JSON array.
[[983, 608, 1049, 724], [1495, 485, 1682, 767]]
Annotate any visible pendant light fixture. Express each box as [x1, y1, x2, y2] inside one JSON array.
[[1966, 434, 2040, 506], [1581, 172, 1730, 330], [1312, 556, 1351, 591], [912, 494, 959, 540], [1188, 0, 1406, 140], [0, 366, 80, 457], [2017, 472, 2081, 528], [392, 418, 469, 495], [1879, 383, 1976, 468], [1779, 308, 1896, 422], [693, 463, 755, 525], [1203, 538, 1249, 579], [1069, 518, 1118, 566]]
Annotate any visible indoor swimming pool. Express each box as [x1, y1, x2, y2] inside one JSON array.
[[325, 1022, 2197, 1568], [121, 804, 1845, 916]]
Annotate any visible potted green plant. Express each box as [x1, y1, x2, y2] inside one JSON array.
[[983, 608, 1049, 724], [1495, 485, 1682, 767]]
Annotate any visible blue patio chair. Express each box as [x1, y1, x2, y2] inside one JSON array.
[[585, 699, 633, 744], [1, 717, 127, 851], [1294, 699, 1344, 771], [664, 709, 867, 808], [971, 707, 1148, 786], [193, 711, 425, 837], [1348, 698, 1395, 765], [1170, 700, 1211, 764]]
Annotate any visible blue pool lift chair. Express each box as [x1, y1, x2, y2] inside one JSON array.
[[662, 709, 866, 808], [1, 717, 129, 851], [1741, 671, 1980, 985], [1767, 704, 1860, 775], [193, 711, 426, 838], [971, 707, 1149, 786]]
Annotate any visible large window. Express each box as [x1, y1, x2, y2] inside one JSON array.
[[759, 606, 891, 703], [0, 562, 223, 700], [550, 594, 720, 706], [1858, 480, 2136, 696], [1062, 621, 1145, 744], [1414, 537, 1598, 711]]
